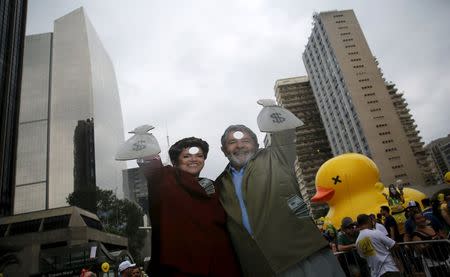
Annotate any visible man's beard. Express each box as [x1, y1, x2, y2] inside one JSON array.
[[227, 149, 255, 168]]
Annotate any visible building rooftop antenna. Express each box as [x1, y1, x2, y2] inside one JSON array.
[[165, 122, 170, 149], [163, 122, 171, 165]]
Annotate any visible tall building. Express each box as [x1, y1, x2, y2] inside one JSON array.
[[122, 167, 148, 214], [0, 0, 28, 216], [387, 82, 438, 186], [73, 118, 97, 213], [14, 8, 125, 214], [302, 10, 428, 188], [274, 76, 332, 218], [14, 33, 52, 214], [426, 134, 450, 178]]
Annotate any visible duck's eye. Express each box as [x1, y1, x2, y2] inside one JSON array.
[[332, 175, 342, 185]]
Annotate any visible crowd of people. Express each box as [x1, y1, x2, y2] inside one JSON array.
[[111, 102, 449, 277], [319, 184, 450, 277], [80, 261, 145, 277]]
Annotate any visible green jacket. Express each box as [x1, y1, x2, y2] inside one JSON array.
[[216, 130, 328, 276]]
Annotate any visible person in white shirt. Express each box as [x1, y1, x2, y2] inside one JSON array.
[[370, 214, 389, 236], [356, 214, 401, 277], [375, 222, 389, 236]]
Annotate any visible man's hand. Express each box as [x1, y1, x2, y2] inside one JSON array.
[[337, 243, 355, 252]]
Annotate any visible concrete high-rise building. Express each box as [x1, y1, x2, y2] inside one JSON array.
[[426, 134, 450, 178], [14, 8, 125, 214], [0, 0, 28, 216], [387, 82, 438, 186], [302, 10, 428, 188], [122, 167, 148, 214], [274, 76, 332, 218]]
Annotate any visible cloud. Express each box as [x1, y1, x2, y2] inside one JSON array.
[[27, 0, 450, 179]]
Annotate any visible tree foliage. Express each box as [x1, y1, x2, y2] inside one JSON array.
[[67, 187, 146, 262]]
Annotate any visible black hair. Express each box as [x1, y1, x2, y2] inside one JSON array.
[[431, 199, 446, 223], [380, 206, 390, 213], [388, 184, 402, 199], [168, 137, 209, 165], [357, 214, 371, 226], [409, 210, 424, 224], [421, 198, 430, 207], [376, 213, 383, 223]]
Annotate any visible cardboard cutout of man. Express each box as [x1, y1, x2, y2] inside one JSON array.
[[215, 100, 345, 276]]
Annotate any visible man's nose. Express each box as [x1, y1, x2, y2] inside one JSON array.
[[236, 140, 245, 148]]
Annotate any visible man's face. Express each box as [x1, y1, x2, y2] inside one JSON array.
[[131, 267, 141, 277], [122, 268, 133, 277], [370, 218, 376, 228], [406, 206, 419, 218], [413, 213, 428, 227], [344, 224, 357, 236], [221, 130, 257, 169]]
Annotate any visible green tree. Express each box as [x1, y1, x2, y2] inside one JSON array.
[[67, 187, 146, 263], [118, 198, 146, 263], [66, 187, 96, 213]]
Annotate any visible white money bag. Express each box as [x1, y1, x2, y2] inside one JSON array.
[[115, 124, 161, 160], [256, 99, 304, 132]]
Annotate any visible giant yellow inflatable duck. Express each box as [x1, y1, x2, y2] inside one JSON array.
[[445, 171, 450, 184], [311, 153, 426, 228]]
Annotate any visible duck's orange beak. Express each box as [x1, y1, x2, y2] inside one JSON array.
[[311, 187, 335, 202]]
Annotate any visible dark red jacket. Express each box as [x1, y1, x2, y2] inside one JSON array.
[[143, 162, 241, 276]]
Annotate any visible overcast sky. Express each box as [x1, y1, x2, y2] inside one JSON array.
[[26, 0, 450, 179]]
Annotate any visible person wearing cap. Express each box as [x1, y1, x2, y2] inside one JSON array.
[[403, 200, 421, 242], [216, 124, 344, 276], [322, 222, 338, 253], [336, 217, 368, 277], [118, 261, 136, 277], [404, 200, 445, 241], [138, 137, 241, 276], [355, 214, 400, 277], [337, 217, 358, 252]]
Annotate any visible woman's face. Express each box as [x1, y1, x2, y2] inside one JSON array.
[[389, 185, 396, 194], [413, 213, 427, 227], [176, 147, 205, 176]]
